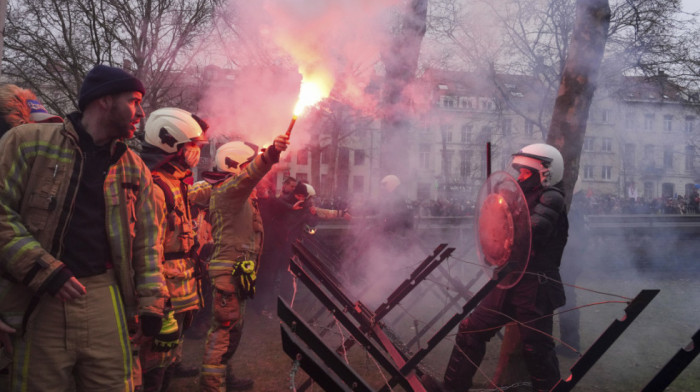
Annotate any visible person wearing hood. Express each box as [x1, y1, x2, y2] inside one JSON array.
[[137, 108, 212, 391], [199, 134, 289, 392]]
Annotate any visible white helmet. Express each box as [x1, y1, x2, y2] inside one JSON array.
[[380, 175, 401, 193], [511, 143, 564, 186], [305, 183, 316, 198], [145, 108, 207, 153], [215, 141, 258, 174]]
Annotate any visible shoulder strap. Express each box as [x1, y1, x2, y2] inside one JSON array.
[[153, 174, 176, 214]]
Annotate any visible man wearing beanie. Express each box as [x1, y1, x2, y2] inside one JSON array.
[[0, 64, 168, 391]]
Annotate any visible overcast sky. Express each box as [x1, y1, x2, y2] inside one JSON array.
[[683, 0, 700, 13]]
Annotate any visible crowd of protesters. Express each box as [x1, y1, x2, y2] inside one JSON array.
[[317, 190, 700, 219], [570, 191, 700, 215]]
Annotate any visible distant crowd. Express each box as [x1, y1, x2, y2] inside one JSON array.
[[570, 192, 700, 215], [315, 191, 700, 218]]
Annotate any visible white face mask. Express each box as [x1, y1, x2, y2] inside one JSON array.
[[182, 144, 201, 168]]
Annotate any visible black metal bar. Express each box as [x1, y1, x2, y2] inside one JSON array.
[[280, 324, 365, 392], [486, 142, 492, 177], [292, 240, 371, 328], [374, 245, 454, 321], [403, 266, 482, 349], [550, 289, 660, 392], [285, 260, 415, 391], [278, 300, 375, 392], [641, 328, 700, 392], [400, 265, 510, 374], [405, 284, 464, 350]]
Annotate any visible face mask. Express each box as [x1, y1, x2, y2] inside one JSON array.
[[182, 144, 201, 168], [518, 172, 541, 192]]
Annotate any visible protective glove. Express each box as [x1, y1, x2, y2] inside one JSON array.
[[152, 310, 179, 352], [233, 260, 256, 300]]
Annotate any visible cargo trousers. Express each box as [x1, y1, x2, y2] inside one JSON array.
[[8, 270, 133, 392]]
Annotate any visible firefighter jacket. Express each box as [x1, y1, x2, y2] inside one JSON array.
[[206, 149, 277, 286], [151, 164, 211, 313], [0, 120, 168, 330]]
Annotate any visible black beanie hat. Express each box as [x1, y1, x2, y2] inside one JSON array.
[[78, 65, 146, 111], [293, 182, 309, 197]]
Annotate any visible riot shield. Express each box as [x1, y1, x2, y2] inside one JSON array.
[[475, 171, 531, 288]]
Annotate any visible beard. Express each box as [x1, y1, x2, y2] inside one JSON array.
[[107, 104, 135, 139]]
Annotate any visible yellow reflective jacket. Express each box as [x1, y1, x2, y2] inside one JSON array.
[[151, 166, 211, 312], [0, 120, 168, 329], [208, 150, 276, 283]]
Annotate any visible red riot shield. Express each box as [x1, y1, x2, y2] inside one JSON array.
[[475, 171, 531, 289]]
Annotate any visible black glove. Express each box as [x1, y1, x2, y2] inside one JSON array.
[[233, 260, 256, 300], [140, 314, 163, 337], [152, 311, 179, 352]]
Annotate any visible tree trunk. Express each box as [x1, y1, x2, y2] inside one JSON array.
[[547, 0, 611, 208], [495, 0, 611, 386], [380, 0, 428, 179]]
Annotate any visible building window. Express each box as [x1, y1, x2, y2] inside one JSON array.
[[461, 124, 472, 143], [419, 144, 430, 169], [601, 109, 611, 123], [442, 150, 454, 178], [320, 174, 330, 194], [644, 113, 655, 131], [664, 146, 673, 169], [417, 182, 431, 200], [583, 137, 595, 151], [685, 145, 695, 171], [352, 175, 364, 193], [625, 113, 635, 130], [296, 149, 308, 165], [524, 120, 534, 137], [644, 182, 654, 199], [601, 166, 612, 180], [602, 137, 612, 152], [460, 150, 471, 178], [686, 116, 696, 133], [644, 144, 655, 167], [502, 118, 512, 136], [354, 149, 365, 166], [441, 125, 453, 142], [583, 165, 594, 179], [321, 150, 330, 164], [442, 96, 456, 108], [296, 172, 308, 183], [624, 143, 636, 169], [662, 183, 674, 199], [663, 115, 673, 132]]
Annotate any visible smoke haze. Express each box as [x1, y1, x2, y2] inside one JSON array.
[[198, 0, 401, 148]]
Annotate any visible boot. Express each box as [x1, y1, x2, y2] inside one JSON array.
[[226, 373, 254, 391], [421, 374, 446, 392], [200, 364, 226, 392]]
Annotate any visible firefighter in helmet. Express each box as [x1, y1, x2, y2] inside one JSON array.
[[199, 134, 289, 392], [428, 143, 569, 392], [138, 107, 212, 390]]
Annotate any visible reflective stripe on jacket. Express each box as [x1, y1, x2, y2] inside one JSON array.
[[0, 120, 167, 328], [152, 167, 211, 312], [208, 152, 274, 280]]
